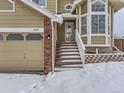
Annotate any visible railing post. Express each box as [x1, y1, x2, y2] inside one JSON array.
[[75, 30, 86, 68]]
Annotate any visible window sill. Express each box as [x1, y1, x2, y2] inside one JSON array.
[[40, 6, 47, 8], [85, 44, 111, 47], [81, 34, 110, 37]]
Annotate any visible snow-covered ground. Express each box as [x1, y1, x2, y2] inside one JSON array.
[[0, 74, 44, 93], [0, 62, 124, 93]]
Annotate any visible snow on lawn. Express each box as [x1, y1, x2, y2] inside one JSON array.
[[28, 62, 124, 93], [0, 62, 124, 93], [0, 74, 44, 93]]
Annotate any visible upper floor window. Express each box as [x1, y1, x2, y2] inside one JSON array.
[[92, 15, 105, 34], [64, 3, 73, 10], [26, 34, 43, 40], [92, 0, 105, 12], [32, 0, 47, 7], [7, 34, 24, 40]]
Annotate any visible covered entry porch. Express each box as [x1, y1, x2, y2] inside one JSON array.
[[55, 14, 86, 70], [57, 14, 77, 44]]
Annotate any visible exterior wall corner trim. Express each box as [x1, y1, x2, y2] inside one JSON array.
[[0, 0, 16, 13]]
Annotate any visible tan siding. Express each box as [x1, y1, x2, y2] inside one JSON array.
[[108, 37, 112, 45], [76, 7, 79, 14], [0, 0, 44, 28], [82, 37, 87, 44], [81, 1, 87, 14], [57, 23, 65, 43], [86, 47, 113, 53], [58, 0, 73, 13], [114, 39, 124, 52], [46, 0, 56, 13], [91, 36, 106, 44], [0, 0, 13, 10]]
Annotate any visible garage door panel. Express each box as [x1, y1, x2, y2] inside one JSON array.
[[0, 34, 44, 71], [0, 53, 24, 60], [25, 44, 44, 50], [25, 60, 44, 70], [0, 60, 25, 70]]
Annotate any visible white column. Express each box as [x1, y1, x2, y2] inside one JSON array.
[[87, 0, 91, 45], [109, 6, 112, 36], [56, 0, 58, 14], [109, 6, 112, 45], [76, 17, 79, 30], [112, 8, 115, 46], [51, 20, 55, 73], [79, 6, 82, 35], [105, 0, 108, 45]]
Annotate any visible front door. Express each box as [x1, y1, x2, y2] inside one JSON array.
[[65, 22, 75, 42]]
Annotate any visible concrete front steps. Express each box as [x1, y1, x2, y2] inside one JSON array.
[[55, 42, 83, 71]]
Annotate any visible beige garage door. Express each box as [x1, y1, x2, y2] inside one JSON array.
[[0, 33, 44, 71]]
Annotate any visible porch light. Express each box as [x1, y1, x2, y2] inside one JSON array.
[[47, 34, 51, 40]]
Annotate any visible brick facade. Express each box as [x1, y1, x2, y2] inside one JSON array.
[[114, 39, 124, 52], [44, 16, 52, 74]]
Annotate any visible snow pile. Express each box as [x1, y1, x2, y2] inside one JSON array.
[[28, 62, 124, 93]]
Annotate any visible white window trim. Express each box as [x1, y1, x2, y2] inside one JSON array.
[[81, 34, 110, 37], [31, 0, 47, 8], [64, 3, 73, 10], [79, 6, 82, 35], [0, 0, 15, 13], [92, 0, 106, 6], [0, 28, 44, 33], [91, 1, 107, 35], [91, 14, 106, 34], [86, 0, 109, 46], [85, 44, 111, 47], [91, 0, 106, 34], [91, 34, 110, 37], [81, 35, 87, 37]]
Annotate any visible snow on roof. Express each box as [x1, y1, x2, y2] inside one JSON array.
[[21, 0, 63, 24]]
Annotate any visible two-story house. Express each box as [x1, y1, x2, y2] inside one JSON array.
[[0, 0, 124, 73]]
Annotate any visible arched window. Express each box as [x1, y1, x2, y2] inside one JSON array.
[[0, 34, 3, 41], [26, 34, 43, 40], [92, 1, 105, 12], [64, 3, 73, 10], [7, 34, 24, 40]]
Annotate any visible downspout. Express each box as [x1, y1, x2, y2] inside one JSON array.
[[51, 20, 55, 73]]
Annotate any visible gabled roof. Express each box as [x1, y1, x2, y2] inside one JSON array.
[[21, 0, 63, 24], [72, 0, 124, 12]]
